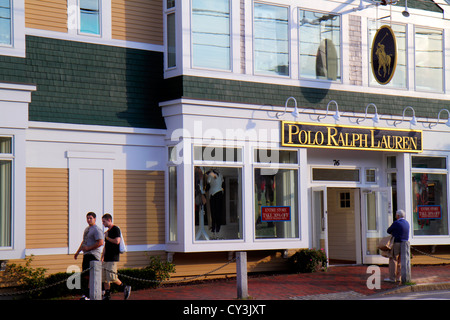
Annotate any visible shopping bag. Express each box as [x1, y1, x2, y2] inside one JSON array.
[[377, 235, 394, 251]]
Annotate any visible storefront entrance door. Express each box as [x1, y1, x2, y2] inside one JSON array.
[[360, 187, 393, 264]]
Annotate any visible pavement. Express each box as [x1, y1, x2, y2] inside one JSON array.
[[108, 264, 450, 300]]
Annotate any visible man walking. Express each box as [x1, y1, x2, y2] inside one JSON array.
[[101, 213, 131, 300], [385, 209, 410, 282], [74, 212, 104, 300]]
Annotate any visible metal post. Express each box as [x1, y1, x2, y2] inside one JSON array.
[[401, 241, 411, 284], [236, 251, 248, 299], [89, 260, 102, 300]]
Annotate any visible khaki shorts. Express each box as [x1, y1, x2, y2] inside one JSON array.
[[102, 261, 119, 283]]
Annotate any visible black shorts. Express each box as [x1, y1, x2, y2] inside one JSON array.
[[82, 254, 98, 272]]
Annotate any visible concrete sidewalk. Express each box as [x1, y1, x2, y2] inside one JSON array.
[[109, 264, 450, 300]]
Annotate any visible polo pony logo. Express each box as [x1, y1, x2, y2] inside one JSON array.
[[371, 25, 397, 85]]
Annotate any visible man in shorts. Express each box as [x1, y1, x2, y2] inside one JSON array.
[[74, 212, 104, 300], [101, 213, 131, 300]]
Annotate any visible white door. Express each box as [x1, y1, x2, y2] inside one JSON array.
[[361, 187, 393, 264], [311, 186, 328, 263]]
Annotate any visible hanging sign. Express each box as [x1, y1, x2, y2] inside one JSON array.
[[282, 121, 423, 153], [371, 25, 397, 85]]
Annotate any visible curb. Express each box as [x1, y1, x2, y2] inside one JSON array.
[[376, 281, 450, 296]]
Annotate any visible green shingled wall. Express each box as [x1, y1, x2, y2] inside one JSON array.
[[0, 36, 165, 129], [162, 75, 448, 120]]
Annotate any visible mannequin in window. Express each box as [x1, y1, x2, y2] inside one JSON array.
[[255, 169, 275, 224], [206, 169, 224, 236]]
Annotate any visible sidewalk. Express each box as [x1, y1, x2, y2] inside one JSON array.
[[110, 264, 450, 300]]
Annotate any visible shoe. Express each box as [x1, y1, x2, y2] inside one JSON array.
[[383, 278, 395, 282], [124, 285, 131, 300], [79, 295, 90, 300]]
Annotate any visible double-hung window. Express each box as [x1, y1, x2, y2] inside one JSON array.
[[0, 0, 11, 46], [254, 3, 289, 76], [79, 0, 101, 35], [299, 9, 340, 81], [192, 0, 231, 70], [0, 137, 12, 247], [166, 0, 176, 69]]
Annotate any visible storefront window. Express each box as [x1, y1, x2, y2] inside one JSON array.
[[299, 9, 341, 81], [254, 168, 298, 239], [194, 166, 242, 240], [412, 156, 448, 236]]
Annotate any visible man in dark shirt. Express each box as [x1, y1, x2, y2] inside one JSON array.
[[386, 209, 410, 282], [102, 213, 131, 300]]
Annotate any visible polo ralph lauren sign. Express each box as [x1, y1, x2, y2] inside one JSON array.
[[282, 122, 423, 153], [371, 25, 397, 85]]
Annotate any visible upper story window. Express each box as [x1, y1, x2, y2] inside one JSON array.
[[192, 0, 231, 70], [369, 21, 407, 89], [0, 0, 11, 46], [79, 0, 101, 35], [254, 3, 289, 76], [0, 137, 12, 247], [415, 27, 443, 93], [299, 9, 340, 81], [166, 0, 176, 69]]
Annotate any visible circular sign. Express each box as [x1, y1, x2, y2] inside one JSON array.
[[371, 25, 397, 85]]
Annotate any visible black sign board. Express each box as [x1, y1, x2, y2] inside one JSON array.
[[371, 25, 397, 85], [282, 122, 422, 153]]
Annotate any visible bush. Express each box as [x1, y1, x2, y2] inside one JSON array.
[[288, 248, 327, 273], [5, 255, 176, 299]]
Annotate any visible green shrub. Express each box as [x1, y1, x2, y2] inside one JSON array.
[[288, 248, 327, 273]]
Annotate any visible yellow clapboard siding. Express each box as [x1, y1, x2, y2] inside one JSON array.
[[111, 0, 163, 45], [113, 170, 165, 245], [26, 168, 69, 249], [25, 0, 68, 33]]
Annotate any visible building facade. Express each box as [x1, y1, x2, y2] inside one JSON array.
[[1, 0, 450, 282]]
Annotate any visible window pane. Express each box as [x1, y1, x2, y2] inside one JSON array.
[[255, 168, 298, 239], [194, 167, 242, 240], [369, 22, 406, 88], [167, 0, 175, 9], [254, 149, 297, 164], [167, 13, 176, 68], [254, 3, 289, 76], [80, 0, 100, 35], [412, 173, 448, 236], [0, 137, 11, 153], [0, 160, 11, 247], [194, 146, 242, 162], [312, 168, 360, 182], [299, 10, 340, 80], [169, 166, 177, 241], [192, 0, 230, 70], [0, 0, 11, 46], [412, 156, 446, 169], [415, 27, 443, 92]]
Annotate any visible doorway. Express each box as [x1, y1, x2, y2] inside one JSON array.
[[327, 188, 359, 264], [312, 186, 392, 265]]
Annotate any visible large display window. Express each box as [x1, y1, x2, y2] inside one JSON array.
[[412, 156, 449, 236], [254, 149, 299, 239]]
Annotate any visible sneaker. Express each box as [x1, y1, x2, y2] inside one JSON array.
[[79, 295, 90, 300], [383, 278, 395, 282], [124, 285, 131, 300]]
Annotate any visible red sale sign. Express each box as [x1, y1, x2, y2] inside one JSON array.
[[418, 205, 441, 219], [261, 206, 291, 222]]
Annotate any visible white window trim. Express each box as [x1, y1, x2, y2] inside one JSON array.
[[0, 0, 25, 58], [67, 0, 111, 40]]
